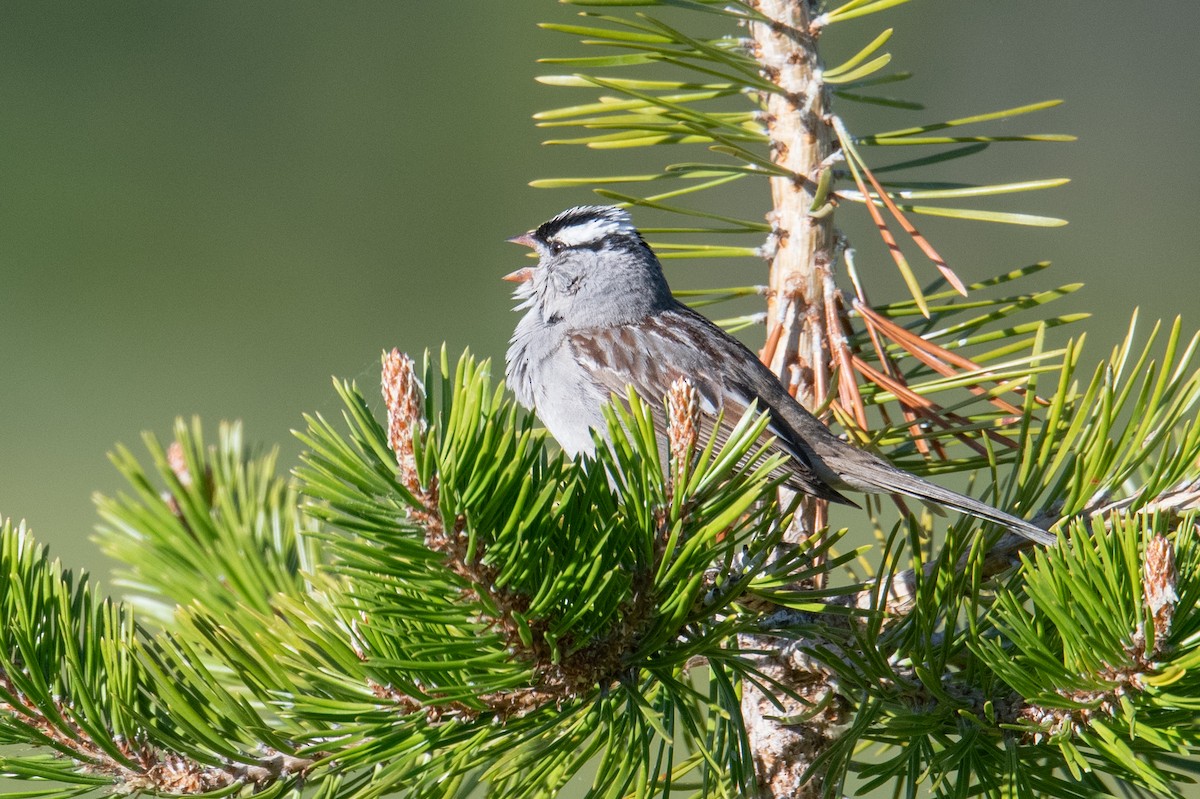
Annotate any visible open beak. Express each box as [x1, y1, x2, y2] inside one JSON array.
[[502, 267, 534, 284], [503, 232, 538, 283]]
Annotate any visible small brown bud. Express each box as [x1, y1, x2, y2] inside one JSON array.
[[1143, 534, 1178, 651], [166, 441, 192, 488], [382, 348, 427, 499], [666, 377, 700, 477]]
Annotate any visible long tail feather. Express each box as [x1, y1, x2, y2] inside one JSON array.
[[847, 460, 1056, 546]]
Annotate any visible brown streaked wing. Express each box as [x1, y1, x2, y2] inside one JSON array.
[[566, 310, 852, 505]]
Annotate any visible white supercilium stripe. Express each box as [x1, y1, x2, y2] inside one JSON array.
[[551, 215, 637, 247]]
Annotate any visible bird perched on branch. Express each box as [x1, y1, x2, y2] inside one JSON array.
[[504, 205, 1054, 546]]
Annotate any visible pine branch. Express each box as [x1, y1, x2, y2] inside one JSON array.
[[531, 2, 1190, 796], [0, 518, 317, 797], [0, 3, 1198, 799], [4, 323, 1200, 797]]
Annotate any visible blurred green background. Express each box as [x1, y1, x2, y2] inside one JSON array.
[[1, 1, 1197, 579]]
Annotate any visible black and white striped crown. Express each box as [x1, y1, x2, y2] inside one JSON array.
[[534, 205, 639, 249]]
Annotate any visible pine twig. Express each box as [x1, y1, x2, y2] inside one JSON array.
[[1019, 534, 1178, 740], [0, 671, 314, 795], [377, 351, 660, 722]]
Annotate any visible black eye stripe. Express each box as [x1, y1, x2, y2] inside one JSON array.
[[547, 237, 614, 254]]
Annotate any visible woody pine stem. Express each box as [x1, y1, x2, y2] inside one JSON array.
[[743, 2, 842, 797], [755, 1, 835, 410], [753, 0, 837, 543]]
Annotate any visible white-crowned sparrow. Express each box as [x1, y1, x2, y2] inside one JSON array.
[[504, 205, 1054, 546]]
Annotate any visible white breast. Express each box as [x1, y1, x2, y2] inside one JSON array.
[[506, 310, 608, 457], [531, 343, 609, 457]]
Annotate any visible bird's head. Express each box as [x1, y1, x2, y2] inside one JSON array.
[[505, 205, 673, 327]]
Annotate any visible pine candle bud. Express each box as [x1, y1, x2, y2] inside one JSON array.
[[382, 348, 428, 500], [1143, 534, 1178, 650], [666, 376, 700, 474]]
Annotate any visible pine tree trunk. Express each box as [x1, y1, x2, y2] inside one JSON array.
[[743, 2, 843, 796], [755, 0, 835, 408]]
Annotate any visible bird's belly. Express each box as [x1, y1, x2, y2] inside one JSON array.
[[532, 347, 610, 457]]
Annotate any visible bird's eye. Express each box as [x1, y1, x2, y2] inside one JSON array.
[[549, 240, 566, 255]]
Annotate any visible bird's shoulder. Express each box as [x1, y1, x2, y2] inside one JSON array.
[[564, 306, 732, 400]]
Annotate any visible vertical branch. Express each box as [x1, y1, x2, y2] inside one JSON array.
[[743, 3, 841, 797], [751, 0, 837, 541], [754, 0, 835, 410]]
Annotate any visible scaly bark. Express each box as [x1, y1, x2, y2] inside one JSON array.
[[754, 0, 835, 411], [743, 3, 843, 796]]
